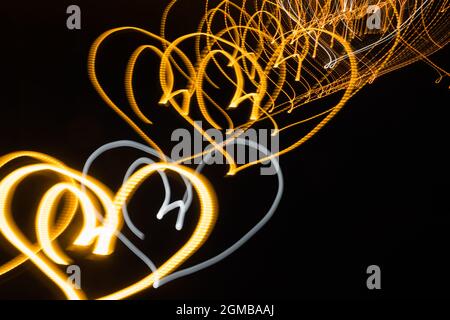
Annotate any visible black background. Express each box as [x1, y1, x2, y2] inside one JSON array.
[[0, 0, 449, 301]]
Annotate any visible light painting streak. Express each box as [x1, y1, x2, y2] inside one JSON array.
[[0, 0, 448, 299]]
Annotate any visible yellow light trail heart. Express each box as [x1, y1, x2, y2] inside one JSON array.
[[0, 153, 217, 300]]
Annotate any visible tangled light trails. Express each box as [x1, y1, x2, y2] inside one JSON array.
[[0, 141, 280, 299], [88, 0, 448, 175], [0, 0, 448, 299], [0, 152, 217, 299]]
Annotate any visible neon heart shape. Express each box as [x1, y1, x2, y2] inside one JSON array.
[[0, 152, 217, 300]]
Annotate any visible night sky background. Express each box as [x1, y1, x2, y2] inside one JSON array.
[[0, 0, 449, 300]]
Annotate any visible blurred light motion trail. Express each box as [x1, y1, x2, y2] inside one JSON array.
[[0, 0, 448, 299]]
